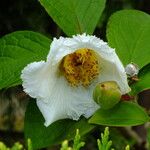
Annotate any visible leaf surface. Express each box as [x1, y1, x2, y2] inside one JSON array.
[[89, 101, 149, 126], [0, 31, 51, 89], [40, 0, 106, 35], [107, 10, 150, 68], [131, 64, 150, 94]]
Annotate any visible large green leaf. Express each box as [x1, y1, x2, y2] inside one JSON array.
[[24, 100, 95, 149], [39, 0, 106, 36], [89, 101, 149, 126], [0, 31, 51, 89], [107, 10, 150, 68], [131, 64, 150, 94]]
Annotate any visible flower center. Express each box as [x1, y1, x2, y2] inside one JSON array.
[[60, 48, 100, 86]]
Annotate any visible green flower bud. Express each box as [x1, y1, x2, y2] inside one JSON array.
[[93, 81, 121, 109]]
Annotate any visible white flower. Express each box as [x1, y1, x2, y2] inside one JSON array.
[[21, 34, 130, 127]]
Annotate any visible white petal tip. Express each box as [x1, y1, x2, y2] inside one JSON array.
[[44, 121, 51, 127]]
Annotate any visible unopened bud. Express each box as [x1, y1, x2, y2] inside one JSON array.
[[125, 63, 139, 77], [93, 81, 121, 109]]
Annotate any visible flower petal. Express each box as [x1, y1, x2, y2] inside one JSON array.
[[47, 37, 75, 65], [47, 34, 130, 94], [98, 55, 130, 94], [47, 34, 110, 65], [21, 61, 46, 99], [36, 74, 99, 127], [21, 61, 99, 127], [21, 61, 59, 103]]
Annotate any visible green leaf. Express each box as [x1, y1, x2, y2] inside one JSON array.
[[39, 0, 106, 36], [0, 31, 51, 89], [107, 10, 150, 68], [89, 101, 149, 126], [131, 64, 150, 94], [97, 127, 113, 150], [24, 100, 95, 149], [72, 129, 85, 150], [146, 127, 150, 149]]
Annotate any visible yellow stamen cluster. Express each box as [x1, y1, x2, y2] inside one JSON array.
[[60, 48, 100, 87]]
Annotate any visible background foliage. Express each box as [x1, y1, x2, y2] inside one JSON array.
[[0, 0, 150, 150]]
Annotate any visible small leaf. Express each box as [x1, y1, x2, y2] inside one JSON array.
[[27, 139, 33, 150], [24, 100, 95, 149], [125, 145, 130, 150], [73, 129, 85, 150], [60, 140, 71, 150], [146, 126, 150, 149], [97, 127, 113, 150], [107, 10, 150, 68], [89, 101, 149, 126], [131, 64, 150, 94], [0, 31, 51, 89], [39, 0, 106, 36]]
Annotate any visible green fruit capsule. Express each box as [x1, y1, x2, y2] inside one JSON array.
[[93, 81, 121, 109]]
